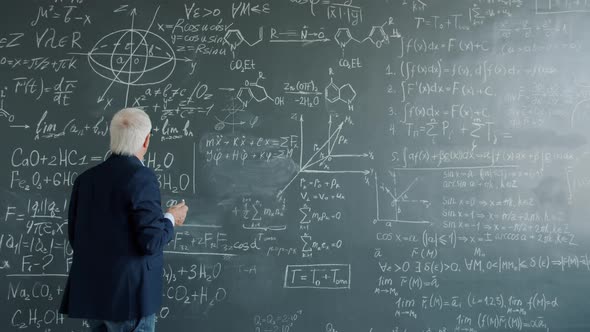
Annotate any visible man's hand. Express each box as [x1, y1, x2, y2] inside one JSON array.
[[167, 200, 188, 226]]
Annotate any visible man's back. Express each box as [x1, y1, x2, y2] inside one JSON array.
[[60, 153, 173, 321]]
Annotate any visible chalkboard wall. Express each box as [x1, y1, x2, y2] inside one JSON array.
[[1, 0, 590, 331]]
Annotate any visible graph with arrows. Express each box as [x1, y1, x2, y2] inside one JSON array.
[[372, 170, 431, 225], [69, 6, 194, 108], [278, 114, 371, 197]]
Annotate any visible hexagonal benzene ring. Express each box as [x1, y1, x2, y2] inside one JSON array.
[[339, 84, 356, 104], [368, 26, 388, 47], [334, 28, 353, 48], [325, 81, 340, 103], [223, 29, 245, 50], [237, 87, 254, 106]]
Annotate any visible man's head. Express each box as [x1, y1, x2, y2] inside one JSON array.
[[110, 108, 152, 159]]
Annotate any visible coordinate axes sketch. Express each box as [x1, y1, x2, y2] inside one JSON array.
[[278, 114, 371, 197], [69, 7, 192, 107], [0, 88, 14, 123], [372, 171, 431, 225]]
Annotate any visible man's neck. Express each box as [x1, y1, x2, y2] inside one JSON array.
[[134, 153, 144, 163]]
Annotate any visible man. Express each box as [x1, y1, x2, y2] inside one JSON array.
[[59, 108, 188, 332]]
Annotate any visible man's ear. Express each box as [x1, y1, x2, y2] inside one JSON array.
[[143, 133, 150, 148]]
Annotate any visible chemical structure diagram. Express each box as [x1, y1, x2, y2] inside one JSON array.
[[325, 77, 357, 109], [372, 170, 431, 225], [222, 22, 401, 54], [227, 72, 357, 110], [235, 72, 284, 108], [278, 114, 372, 197], [214, 97, 259, 132], [334, 22, 401, 49], [223, 27, 264, 57]]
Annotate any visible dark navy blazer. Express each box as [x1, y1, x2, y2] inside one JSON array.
[[59, 154, 174, 321]]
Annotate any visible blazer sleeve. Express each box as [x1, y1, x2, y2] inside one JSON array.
[[128, 167, 174, 255], [67, 177, 80, 250]]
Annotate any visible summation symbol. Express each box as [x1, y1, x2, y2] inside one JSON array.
[[278, 114, 371, 196], [372, 171, 431, 225], [70, 7, 192, 107]]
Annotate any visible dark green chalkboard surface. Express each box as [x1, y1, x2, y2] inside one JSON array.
[[1, 0, 590, 331]]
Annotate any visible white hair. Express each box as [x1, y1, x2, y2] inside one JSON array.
[[109, 108, 152, 156]]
